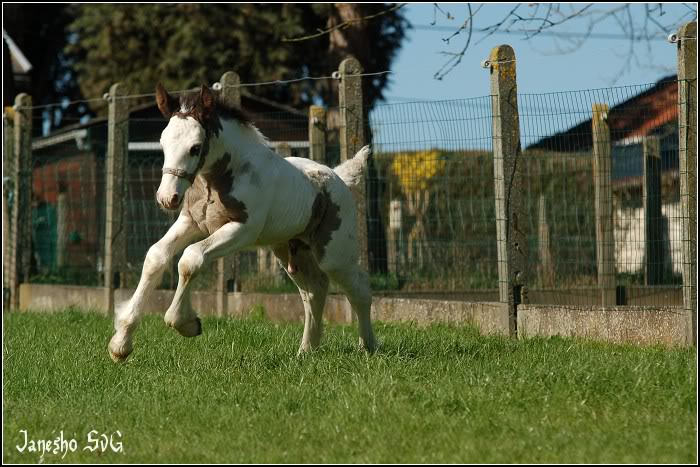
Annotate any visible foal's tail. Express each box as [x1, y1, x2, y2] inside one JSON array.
[[333, 145, 371, 189]]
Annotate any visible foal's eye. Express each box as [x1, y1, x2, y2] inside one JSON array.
[[190, 145, 201, 157]]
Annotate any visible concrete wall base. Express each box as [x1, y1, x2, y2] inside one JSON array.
[[16, 284, 691, 346]]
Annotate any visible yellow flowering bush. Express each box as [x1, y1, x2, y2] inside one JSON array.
[[390, 150, 446, 194]]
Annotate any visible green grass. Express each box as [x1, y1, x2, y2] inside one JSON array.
[[3, 310, 696, 463]]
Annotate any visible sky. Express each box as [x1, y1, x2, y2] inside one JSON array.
[[382, 3, 697, 102]]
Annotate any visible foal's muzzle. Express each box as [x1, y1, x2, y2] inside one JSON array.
[[157, 169, 194, 210]]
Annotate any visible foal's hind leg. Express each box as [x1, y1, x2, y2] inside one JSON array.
[[326, 265, 377, 352], [272, 244, 329, 354]]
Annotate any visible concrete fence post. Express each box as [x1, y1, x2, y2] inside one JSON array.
[[103, 83, 129, 315], [56, 192, 68, 268], [9, 94, 32, 309], [277, 143, 292, 158], [3, 97, 32, 309], [538, 194, 555, 288], [387, 199, 403, 276], [339, 57, 368, 271], [643, 135, 663, 286], [488, 45, 527, 336], [15, 95, 33, 296], [592, 103, 616, 307], [677, 21, 697, 345], [216, 71, 241, 315], [3, 110, 15, 309], [309, 105, 327, 164]]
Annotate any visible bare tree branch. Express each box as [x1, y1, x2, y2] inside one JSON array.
[[434, 4, 476, 80], [282, 3, 407, 43], [432, 3, 696, 81]]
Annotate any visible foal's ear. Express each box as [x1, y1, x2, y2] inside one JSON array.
[[200, 84, 216, 119], [155, 83, 178, 118]]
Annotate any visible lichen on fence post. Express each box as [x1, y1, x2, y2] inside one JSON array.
[[339, 57, 368, 271], [677, 21, 697, 345], [488, 44, 527, 336], [104, 83, 129, 315]]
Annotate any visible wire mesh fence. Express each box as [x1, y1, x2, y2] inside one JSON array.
[[28, 121, 107, 286], [11, 77, 690, 310], [366, 97, 497, 296], [518, 81, 682, 306]]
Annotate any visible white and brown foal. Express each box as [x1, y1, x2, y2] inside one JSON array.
[[108, 84, 376, 361]]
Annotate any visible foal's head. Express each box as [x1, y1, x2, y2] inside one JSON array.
[[154, 83, 220, 210]]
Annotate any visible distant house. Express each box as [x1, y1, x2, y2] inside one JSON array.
[[527, 75, 682, 278], [528, 75, 679, 201], [29, 92, 313, 275]]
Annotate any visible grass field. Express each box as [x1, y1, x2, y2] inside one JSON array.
[[3, 309, 697, 463]]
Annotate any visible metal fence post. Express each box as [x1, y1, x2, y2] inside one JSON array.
[[677, 21, 697, 345], [309, 105, 327, 164], [592, 103, 616, 307], [339, 57, 368, 271], [488, 45, 526, 336], [216, 71, 241, 315], [643, 135, 663, 286], [11, 94, 32, 309], [104, 83, 129, 315]]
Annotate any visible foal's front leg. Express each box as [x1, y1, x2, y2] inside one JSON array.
[[109, 214, 204, 362], [164, 221, 258, 336]]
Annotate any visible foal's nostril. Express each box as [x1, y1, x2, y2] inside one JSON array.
[[170, 193, 179, 206]]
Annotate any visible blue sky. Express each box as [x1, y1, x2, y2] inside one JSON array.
[[382, 3, 696, 102]]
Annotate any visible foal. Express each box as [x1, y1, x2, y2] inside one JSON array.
[[108, 84, 376, 361]]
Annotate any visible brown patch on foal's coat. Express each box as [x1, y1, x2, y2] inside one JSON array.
[[183, 152, 248, 235], [310, 190, 342, 261], [287, 189, 342, 270]]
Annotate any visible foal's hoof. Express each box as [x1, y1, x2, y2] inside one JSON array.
[[173, 317, 202, 338], [108, 334, 133, 363], [360, 337, 380, 354]]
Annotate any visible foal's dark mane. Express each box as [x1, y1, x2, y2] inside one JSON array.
[[177, 88, 253, 126]]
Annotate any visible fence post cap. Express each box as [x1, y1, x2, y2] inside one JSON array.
[[678, 20, 697, 38], [13, 93, 31, 108], [109, 82, 127, 96], [489, 44, 515, 62], [339, 56, 362, 75], [220, 71, 240, 84], [487, 45, 516, 78]]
